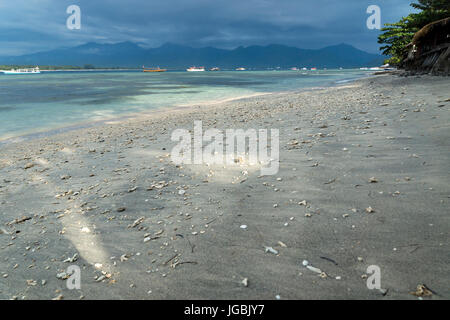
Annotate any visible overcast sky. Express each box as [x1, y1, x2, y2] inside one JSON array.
[[0, 0, 416, 56]]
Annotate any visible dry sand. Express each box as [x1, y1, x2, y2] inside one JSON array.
[[0, 74, 449, 300]]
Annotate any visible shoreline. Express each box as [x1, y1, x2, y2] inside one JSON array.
[[0, 74, 367, 146], [0, 74, 448, 300]]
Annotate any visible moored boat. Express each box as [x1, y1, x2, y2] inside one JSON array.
[[187, 66, 205, 72], [143, 66, 167, 72], [1, 67, 40, 74]]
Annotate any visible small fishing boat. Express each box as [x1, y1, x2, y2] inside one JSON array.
[[143, 66, 167, 72], [187, 66, 205, 72], [1, 67, 40, 74], [236, 67, 246, 71], [210, 67, 220, 71]]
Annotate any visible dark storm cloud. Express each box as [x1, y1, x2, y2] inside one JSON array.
[[0, 0, 415, 56]]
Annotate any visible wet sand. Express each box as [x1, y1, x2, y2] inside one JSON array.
[[0, 74, 449, 300]]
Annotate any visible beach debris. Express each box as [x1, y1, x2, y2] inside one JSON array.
[[52, 294, 64, 301], [60, 175, 71, 180], [366, 207, 375, 213], [164, 254, 180, 266], [240, 225, 248, 230], [379, 288, 388, 296], [7, 216, 31, 225], [128, 186, 138, 193], [275, 295, 281, 300], [63, 253, 78, 263], [278, 241, 287, 248], [120, 254, 129, 262], [116, 207, 126, 212], [96, 275, 106, 282], [320, 256, 338, 265], [24, 163, 35, 169], [369, 177, 378, 183], [241, 278, 249, 287], [147, 181, 169, 190], [410, 284, 433, 297], [81, 227, 91, 233], [129, 217, 145, 228], [94, 263, 103, 269], [302, 260, 324, 275], [26, 280, 37, 286], [264, 246, 279, 255], [298, 200, 307, 206], [306, 265, 323, 274], [56, 272, 70, 280], [178, 190, 186, 195]]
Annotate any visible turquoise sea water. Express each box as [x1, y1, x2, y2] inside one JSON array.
[[0, 69, 371, 142]]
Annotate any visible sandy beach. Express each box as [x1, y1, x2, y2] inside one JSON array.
[[0, 74, 449, 300]]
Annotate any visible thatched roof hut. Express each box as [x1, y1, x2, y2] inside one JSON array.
[[403, 17, 450, 75], [412, 17, 450, 47]]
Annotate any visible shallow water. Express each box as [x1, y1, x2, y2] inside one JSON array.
[[0, 69, 371, 140]]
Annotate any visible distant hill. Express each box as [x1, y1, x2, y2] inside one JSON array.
[[0, 42, 385, 69]]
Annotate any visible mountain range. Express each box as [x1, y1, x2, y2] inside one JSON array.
[[0, 42, 385, 69]]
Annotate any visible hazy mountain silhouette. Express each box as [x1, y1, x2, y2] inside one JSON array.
[[1, 42, 384, 68]]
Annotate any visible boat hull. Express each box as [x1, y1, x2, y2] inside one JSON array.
[[2, 71, 40, 75]]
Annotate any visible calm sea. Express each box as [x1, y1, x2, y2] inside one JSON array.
[[0, 69, 371, 142]]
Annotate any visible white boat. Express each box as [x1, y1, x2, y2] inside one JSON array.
[[1, 67, 41, 75], [236, 67, 246, 71], [187, 66, 205, 72]]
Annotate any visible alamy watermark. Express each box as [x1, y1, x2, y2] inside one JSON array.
[[366, 265, 381, 290], [66, 265, 81, 290], [366, 5, 381, 30], [171, 121, 279, 175], [67, 5, 81, 30]]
